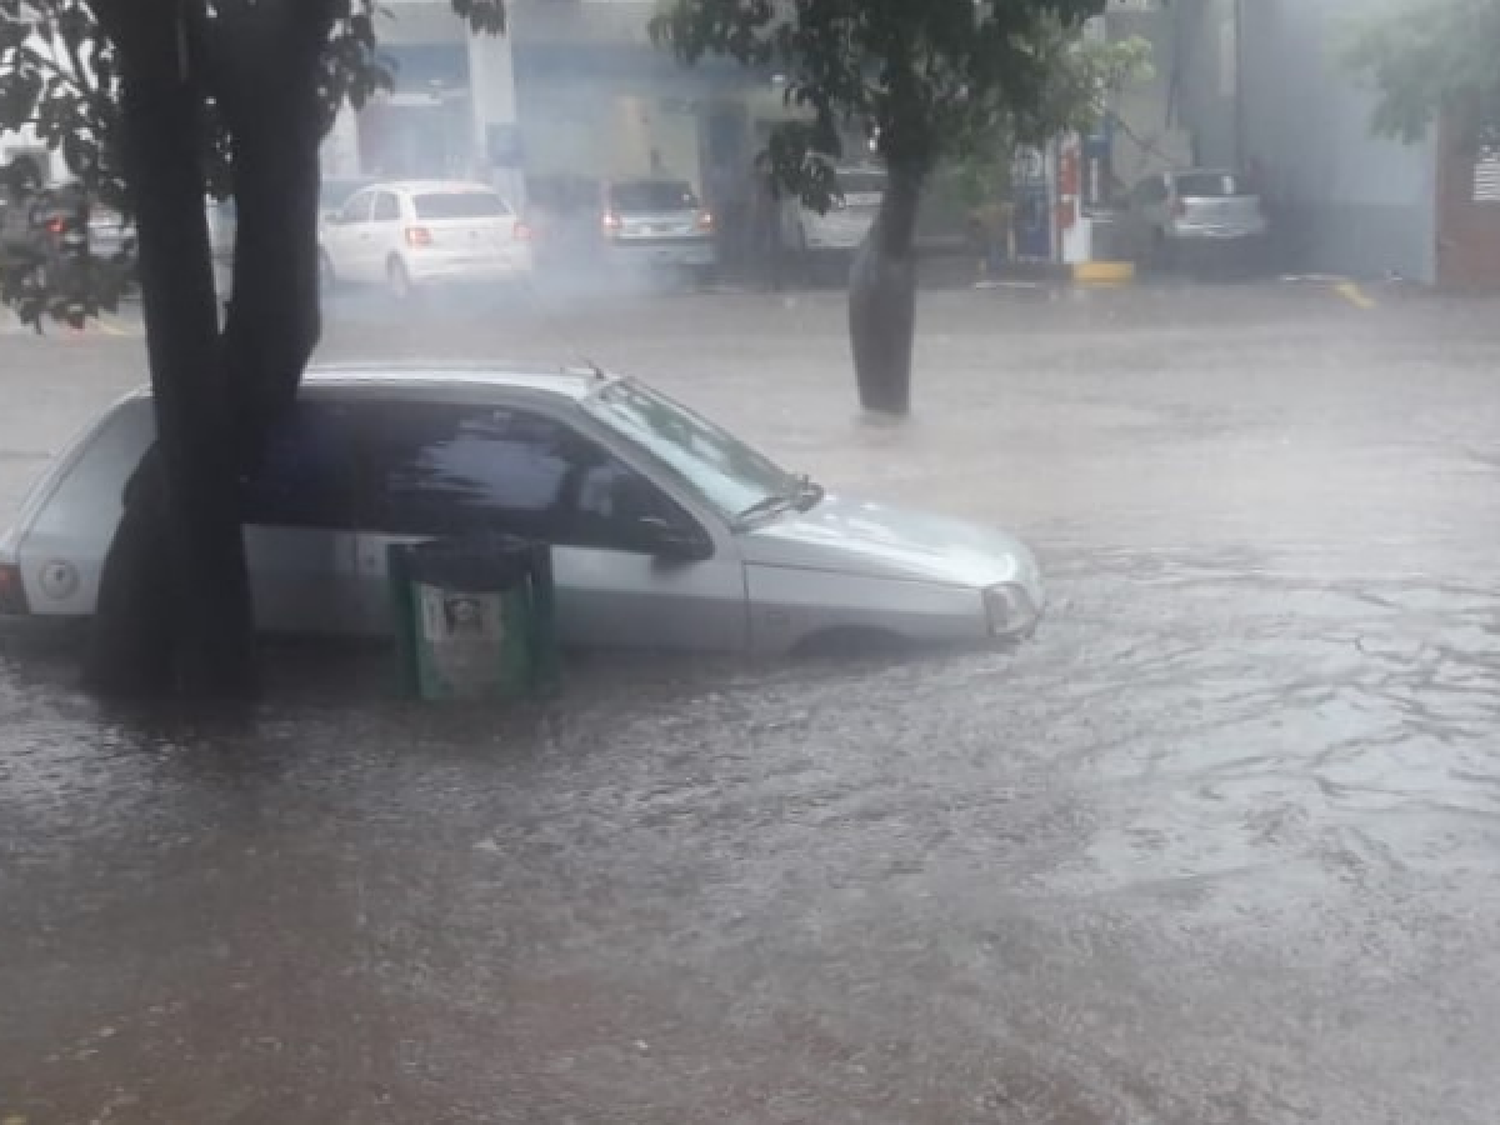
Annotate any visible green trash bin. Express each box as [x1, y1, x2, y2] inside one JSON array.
[[389, 535, 560, 701]]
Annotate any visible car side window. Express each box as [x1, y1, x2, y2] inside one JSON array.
[[339, 191, 373, 225], [361, 402, 695, 553], [241, 400, 358, 529], [372, 192, 400, 222]]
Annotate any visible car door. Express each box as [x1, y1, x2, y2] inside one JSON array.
[[367, 191, 405, 278], [347, 398, 749, 652], [324, 189, 375, 282], [240, 397, 362, 635]]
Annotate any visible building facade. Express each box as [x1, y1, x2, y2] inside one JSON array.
[[323, 0, 766, 212], [1100, 0, 1500, 287], [1237, 0, 1441, 284]]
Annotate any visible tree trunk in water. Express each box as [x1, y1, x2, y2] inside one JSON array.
[[848, 161, 925, 416], [85, 0, 255, 698]]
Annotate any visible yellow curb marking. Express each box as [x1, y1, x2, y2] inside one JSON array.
[[1334, 281, 1376, 309]]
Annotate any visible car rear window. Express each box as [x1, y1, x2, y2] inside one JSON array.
[[609, 182, 699, 212], [837, 170, 887, 196], [1175, 172, 1253, 198], [413, 192, 512, 220]]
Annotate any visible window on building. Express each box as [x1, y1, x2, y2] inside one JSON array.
[[1473, 148, 1500, 204]]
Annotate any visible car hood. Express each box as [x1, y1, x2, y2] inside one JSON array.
[[739, 493, 1040, 591]]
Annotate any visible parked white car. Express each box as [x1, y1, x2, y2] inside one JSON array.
[[0, 366, 1043, 655], [318, 181, 533, 299], [782, 162, 887, 256]]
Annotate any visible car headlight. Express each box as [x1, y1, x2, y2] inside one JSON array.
[[984, 582, 1040, 640]]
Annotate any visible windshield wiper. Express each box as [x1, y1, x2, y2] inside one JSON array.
[[735, 475, 824, 526], [735, 492, 800, 525]]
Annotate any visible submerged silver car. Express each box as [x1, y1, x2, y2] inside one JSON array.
[[0, 367, 1042, 653]]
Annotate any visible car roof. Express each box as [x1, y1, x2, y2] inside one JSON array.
[[363, 180, 502, 196], [120, 364, 607, 405]]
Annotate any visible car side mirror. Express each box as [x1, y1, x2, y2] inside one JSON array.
[[639, 516, 712, 562]]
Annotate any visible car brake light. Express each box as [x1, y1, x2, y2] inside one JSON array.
[[602, 212, 622, 234], [405, 226, 432, 248], [695, 210, 714, 231], [0, 562, 29, 615], [513, 220, 534, 242], [46, 217, 66, 235]]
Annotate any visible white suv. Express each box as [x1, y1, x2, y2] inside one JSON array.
[[318, 180, 534, 299]]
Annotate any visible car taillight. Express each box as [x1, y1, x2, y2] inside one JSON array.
[[601, 212, 622, 235], [1171, 197, 1186, 219], [695, 210, 714, 231], [46, 217, 66, 235], [513, 220, 534, 242], [405, 226, 432, 248], [0, 563, 29, 615]]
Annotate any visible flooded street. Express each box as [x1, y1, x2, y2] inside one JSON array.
[[4, 283, 1500, 1122]]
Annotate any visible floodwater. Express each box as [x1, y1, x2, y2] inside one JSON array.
[[2, 285, 1500, 1122]]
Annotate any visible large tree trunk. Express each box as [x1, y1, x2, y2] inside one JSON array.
[[211, 0, 330, 468], [86, 0, 255, 698], [848, 161, 925, 417], [84, 0, 334, 699]]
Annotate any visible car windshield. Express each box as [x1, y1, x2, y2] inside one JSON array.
[[1175, 171, 1253, 198], [609, 181, 699, 212], [582, 379, 794, 520], [413, 191, 511, 220]]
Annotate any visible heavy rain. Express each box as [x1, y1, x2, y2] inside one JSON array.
[[3, 1, 1500, 1122]]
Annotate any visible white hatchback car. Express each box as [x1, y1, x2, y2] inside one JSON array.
[[0, 367, 1043, 654], [319, 181, 533, 299]]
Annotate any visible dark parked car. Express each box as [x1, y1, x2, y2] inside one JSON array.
[[0, 185, 90, 283]]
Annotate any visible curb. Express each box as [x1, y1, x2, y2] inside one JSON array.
[[1072, 261, 1137, 286]]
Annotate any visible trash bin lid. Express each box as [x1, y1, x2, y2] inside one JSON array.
[[391, 534, 547, 593]]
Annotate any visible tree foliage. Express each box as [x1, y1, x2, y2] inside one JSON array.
[[650, 0, 1112, 416], [0, 0, 506, 207], [948, 30, 1154, 213], [1343, 0, 1500, 149], [650, 0, 1110, 206], [0, 0, 506, 331]]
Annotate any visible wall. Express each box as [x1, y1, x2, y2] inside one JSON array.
[[1238, 0, 1437, 282], [1172, 0, 1240, 168], [511, 0, 752, 195], [1107, 7, 1193, 189], [325, 1, 523, 198]]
